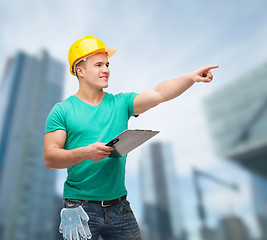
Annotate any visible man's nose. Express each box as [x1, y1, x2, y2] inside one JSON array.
[[102, 65, 109, 73]]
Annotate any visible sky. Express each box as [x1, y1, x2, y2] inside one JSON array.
[[1, 0, 267, 239]]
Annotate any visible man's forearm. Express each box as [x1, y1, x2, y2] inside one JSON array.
[[133, 73, 195, 115], [43, 141, 114, 169], [154, 73, 194, 103], [44, 147, 87, 169]]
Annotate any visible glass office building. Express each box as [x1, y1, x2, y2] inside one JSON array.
[[0, 51, 65, 240], [140, 142, 185, 240], [203, 62, 267, 240], [203, 63, 267, 178]]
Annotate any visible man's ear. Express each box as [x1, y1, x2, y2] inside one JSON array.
[[76, 66, 84, 78]]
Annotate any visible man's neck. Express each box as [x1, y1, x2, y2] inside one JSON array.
[[75, 88, 105, 106]]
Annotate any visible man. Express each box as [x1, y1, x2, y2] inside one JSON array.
[[43, 36, 218, 240]]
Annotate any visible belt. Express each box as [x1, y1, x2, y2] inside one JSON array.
[[89, 195, 127, 207]]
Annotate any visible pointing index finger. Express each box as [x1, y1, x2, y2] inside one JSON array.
[[204, 65, 219, 71]]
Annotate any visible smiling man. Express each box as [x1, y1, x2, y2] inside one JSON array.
[[43, 36, 218, 240]]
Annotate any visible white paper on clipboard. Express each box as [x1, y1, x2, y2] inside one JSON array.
[[105, 129, 160, 158]]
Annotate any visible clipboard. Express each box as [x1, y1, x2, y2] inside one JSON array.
[[105, 129, 160, 158]]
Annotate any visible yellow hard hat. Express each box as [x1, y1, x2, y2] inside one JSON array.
[[68, 36, 117, 76]]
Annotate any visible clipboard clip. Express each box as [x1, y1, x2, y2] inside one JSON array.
[[106, 138, 119, 147]]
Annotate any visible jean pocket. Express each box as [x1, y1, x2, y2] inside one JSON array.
[[63, 198, 83, 208], [121, 200, 133, 214]]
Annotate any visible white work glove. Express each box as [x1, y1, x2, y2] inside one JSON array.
[[59, 206, 92, 240]]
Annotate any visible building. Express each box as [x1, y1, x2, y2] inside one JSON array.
[[203, 63, 267, 240], [251, 173, 267, 240], [139, 142, 186, 240], [0, 51, 65, 240], [203, 63, 267, 178], [54, 194, 64, 240], [215, 216, 251, 240]]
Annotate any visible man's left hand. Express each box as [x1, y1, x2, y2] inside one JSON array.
[[192, 65, 219, 83]]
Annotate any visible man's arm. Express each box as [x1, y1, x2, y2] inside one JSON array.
[[43, 129, 114, 169], [133, 65, 218, 115]]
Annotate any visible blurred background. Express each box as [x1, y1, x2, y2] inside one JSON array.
[[0, 0, 267, 239]]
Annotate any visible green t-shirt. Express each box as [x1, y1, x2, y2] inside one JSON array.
[[45, 92, 138, 201]]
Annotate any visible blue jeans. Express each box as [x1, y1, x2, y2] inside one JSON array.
[[63, 198, 142, 240]]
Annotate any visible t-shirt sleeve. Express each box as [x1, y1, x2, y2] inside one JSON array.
[[123, 92, 139, 118], [45, 103, 67, 134]]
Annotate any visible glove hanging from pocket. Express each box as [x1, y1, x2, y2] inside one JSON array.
[[59, 206, 92, 240]]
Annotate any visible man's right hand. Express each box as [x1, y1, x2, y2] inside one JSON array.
[[83, 142, 115, 161]]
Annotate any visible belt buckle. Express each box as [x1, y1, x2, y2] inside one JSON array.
[[101, 201, 111, 207]]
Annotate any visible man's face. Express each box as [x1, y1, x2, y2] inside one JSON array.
[[77, 52, 110, 90]]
